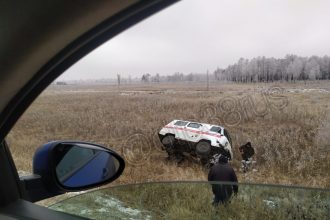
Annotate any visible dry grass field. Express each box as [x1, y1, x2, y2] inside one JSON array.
[[6, 81, 330, 188]]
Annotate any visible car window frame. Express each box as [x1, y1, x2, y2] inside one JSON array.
[[0, 0, 179, 214]]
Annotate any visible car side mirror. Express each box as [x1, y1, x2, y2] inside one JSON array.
[[20, 141, 125, 202], [34, 141, 125, 190], [54, 142, 124, 189]]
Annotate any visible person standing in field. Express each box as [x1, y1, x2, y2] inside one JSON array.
[[208, 154, 238, 206], [239, 142, 255, 172]]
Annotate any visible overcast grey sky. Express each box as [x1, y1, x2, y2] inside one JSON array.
[[59, 0, 330, 80]]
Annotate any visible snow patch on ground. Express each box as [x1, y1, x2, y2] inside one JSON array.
[[51, 194, 152, 220], [94, 195, 151, 219], [18, 170, 32, 177], [286, 88, 330, 93], [67, 191, 87, 196]]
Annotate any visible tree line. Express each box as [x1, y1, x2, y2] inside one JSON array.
[[214, 55, 330, 83], [141, 72, 211, 83], [139, 55, 330, 83]]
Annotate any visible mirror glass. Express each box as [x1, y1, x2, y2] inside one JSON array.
[[53, 143, 120, 188]]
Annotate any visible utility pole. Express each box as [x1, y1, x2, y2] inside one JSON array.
[[206, 69, 209, 91], [117, 74, 121, 89]]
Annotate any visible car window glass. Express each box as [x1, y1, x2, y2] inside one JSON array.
[[210, 126, 221, 133], [187, 123, 201, 129], [174, 121, 188, 126], [49, 182, 330, 219]]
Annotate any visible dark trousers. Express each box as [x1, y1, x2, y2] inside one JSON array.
[[212, 185, 233, 205]]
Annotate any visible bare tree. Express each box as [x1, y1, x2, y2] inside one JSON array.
[[141, 73, 150, 83], [305, 58, 321, 80]]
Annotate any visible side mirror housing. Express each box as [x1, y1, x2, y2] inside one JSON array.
[[20, 141, 125, 202]]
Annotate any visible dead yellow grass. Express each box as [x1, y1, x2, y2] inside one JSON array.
[[6, 81, 330, 188]]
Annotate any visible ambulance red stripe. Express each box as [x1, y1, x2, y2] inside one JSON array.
[[164, 125, 222, 138]]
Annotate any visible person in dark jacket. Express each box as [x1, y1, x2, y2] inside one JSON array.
[[208, 155, 238, 206], [239, 142, 255, 172], [239, 142, 254, 161]]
